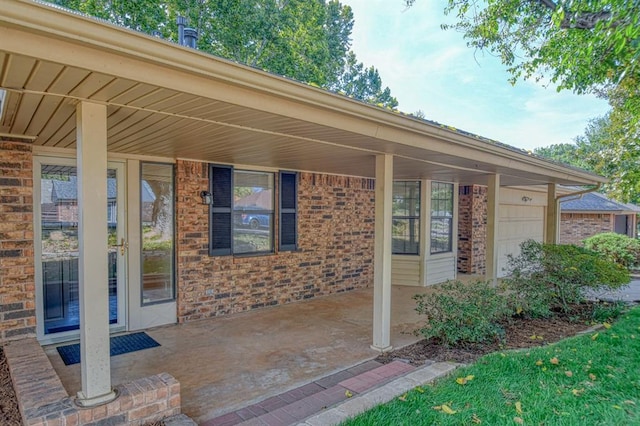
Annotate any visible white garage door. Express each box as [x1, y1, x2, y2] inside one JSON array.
[[497, 204, 544, 277]]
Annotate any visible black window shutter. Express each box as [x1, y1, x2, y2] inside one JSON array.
[[209, 164, 233, 256], [279, 171, 298, 251]]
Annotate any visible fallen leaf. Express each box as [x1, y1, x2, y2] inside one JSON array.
[[572, 389, 584, 396], [466, 375, 475, 381], [472, 413, 482, 424], [591, 333, 599, 341], [345, 390, 353, 398], [565, 371, 573, 377], [550, 357, 559, 365], [433, 405, 442, 411], [456, 377, 468, 385], [516, 307, 523, 315], [441, 404, 456, 415], [589, 373, 597, 381], [542, 367, 548, 371], [415, 386, 425, 393], [623, 400, 636, 406], [613, 405, 622, 410], [603, 322, 612, 329], [515, 401, 523, 414], [535, 360, 543, 366], [398, 393, 407, 402], [514, 416, 524, 424]]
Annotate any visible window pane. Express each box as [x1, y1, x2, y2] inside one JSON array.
[[393, 218, 420, 255], [392, 181, 420, 255], [141, 163, 175, 305], [233, 171, 274, 254], [430, 182, 453, 254]]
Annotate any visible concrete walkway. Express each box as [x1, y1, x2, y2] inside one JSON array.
[[586, 279, 640, 303]]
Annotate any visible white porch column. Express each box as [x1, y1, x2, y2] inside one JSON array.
[[545, 183, 558, 244], [485, 174, 500, 283], [76, 101, 116, 406], [372, 154, 393, 352]]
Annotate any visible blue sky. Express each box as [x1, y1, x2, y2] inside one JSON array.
[[341, 0, 610, 151]]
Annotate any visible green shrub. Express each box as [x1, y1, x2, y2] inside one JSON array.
[[413, 280, 510, 347], [504, 240, 630, 317], [583, 232, 640, 269], [589, 301, 627, 323]]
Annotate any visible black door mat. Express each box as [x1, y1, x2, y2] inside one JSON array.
[[56, 332, 160, 366]]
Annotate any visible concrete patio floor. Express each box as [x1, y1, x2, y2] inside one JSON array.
[[44, 284, 440, 424]]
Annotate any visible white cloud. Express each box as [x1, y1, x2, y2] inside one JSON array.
[[341, 0, 610, 150]]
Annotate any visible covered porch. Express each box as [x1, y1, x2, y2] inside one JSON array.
[[43, 284, 444, 423]]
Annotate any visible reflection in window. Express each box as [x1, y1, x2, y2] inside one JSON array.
[[141, 163, 175, 305], [233, 170, 274, 254], [392, 181, 420, 255], [41, 165, 118, 333], [430, 182, 454, 254]]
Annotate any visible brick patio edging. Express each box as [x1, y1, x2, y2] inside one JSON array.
[[4, 338, 182, 425]]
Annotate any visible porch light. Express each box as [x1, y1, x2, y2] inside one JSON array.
[[200, 190, 213, 205]]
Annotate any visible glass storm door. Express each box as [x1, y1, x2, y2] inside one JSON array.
[[36, 158, 126, 339]]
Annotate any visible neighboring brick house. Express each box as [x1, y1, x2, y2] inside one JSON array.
[[0, 1, 607, 422], [560, 192, 640, 244]]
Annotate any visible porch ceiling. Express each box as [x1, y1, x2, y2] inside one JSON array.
[[0, 0, 606, 187]]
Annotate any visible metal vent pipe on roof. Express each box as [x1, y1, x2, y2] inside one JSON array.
[[177, 16, 187, 45], [177, 16, 198, 48]]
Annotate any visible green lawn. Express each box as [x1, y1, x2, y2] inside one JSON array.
[[344, 306, 640, 425]]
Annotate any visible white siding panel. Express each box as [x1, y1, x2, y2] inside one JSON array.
[[392, 256, 421, 286], [425, 255, 456, 285]]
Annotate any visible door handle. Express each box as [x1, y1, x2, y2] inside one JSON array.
[[114, 238, 128, 256]]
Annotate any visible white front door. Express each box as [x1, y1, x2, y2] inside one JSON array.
[[35, 156, 127, 343]]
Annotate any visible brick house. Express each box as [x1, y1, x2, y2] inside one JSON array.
[[560, 191, 640, 244], [0, 1, 606, 422]]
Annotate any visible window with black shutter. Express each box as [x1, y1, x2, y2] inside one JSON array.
[[279, 171, 298, 251], [209, 165, 290, 256]]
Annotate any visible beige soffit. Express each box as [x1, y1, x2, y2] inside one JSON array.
[[0, 0, 606, 186]]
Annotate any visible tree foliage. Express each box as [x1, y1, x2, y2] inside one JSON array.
[[406, 0, 639, 95], [49, 0, 398, 108]]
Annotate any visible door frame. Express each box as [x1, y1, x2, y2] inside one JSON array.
[[34, 155, 128, 344]]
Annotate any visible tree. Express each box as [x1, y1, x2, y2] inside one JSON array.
[[533, 143, 585, 169], [535, 114, 640, 204], [49, 0, 398, 108], [330, 52, 399, 108], [576, 114, 640, 204]]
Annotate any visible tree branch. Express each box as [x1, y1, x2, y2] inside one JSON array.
[[533, 0, 613, 29]]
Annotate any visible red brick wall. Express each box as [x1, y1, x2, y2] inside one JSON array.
[[0, 140, 36, 341], [176, 160, 375, 322], [457, 185, 487, 274], [559, 213, 614, 245]]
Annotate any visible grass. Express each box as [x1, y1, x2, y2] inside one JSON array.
[[344, 306, 640, 425]]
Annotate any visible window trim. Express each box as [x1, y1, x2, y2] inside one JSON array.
[[429, 181, 454, 255]]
